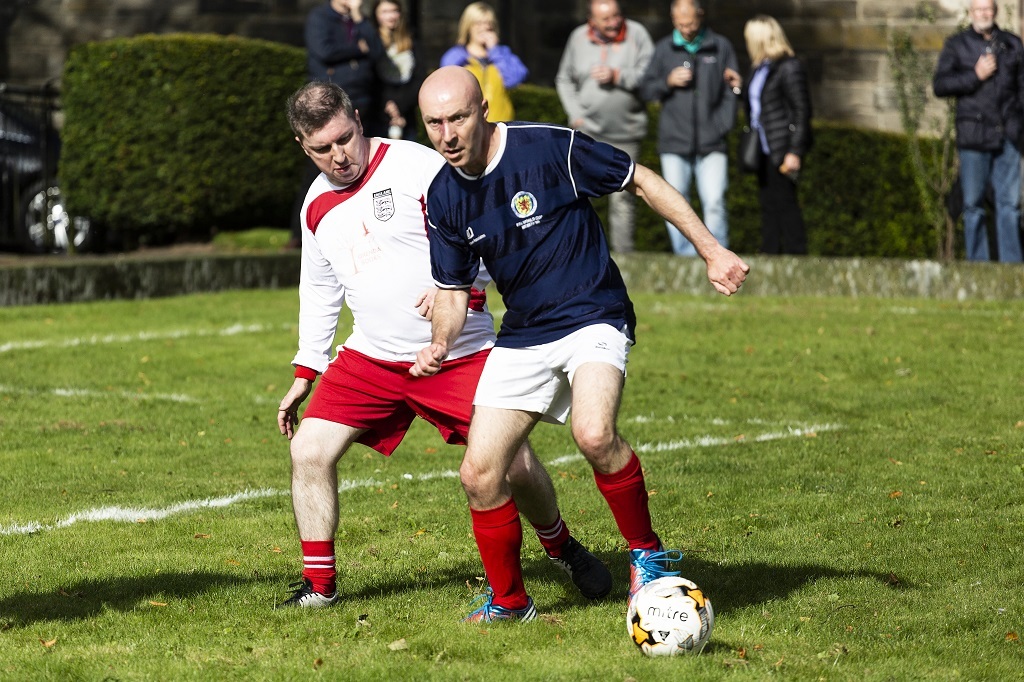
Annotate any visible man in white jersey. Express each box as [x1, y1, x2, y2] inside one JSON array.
[[276, 81, 611, 608], [412, 67, 748, 622]]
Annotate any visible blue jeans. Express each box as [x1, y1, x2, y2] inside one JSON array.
[[959, 140, 1023, 262], [659, 152, 728, 256]]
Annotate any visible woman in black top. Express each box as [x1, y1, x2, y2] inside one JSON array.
[[743, 15, 812, 254], [372, 0, 425, 140]]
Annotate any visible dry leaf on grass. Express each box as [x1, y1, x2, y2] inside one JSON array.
[[149, 601, 167, 607], [388, 638, 409, 651], [40, 637, 57, 648]]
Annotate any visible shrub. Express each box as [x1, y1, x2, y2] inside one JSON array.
[[58, 43, 936, 257], [512, 86, 935, 258], [61, 34, 307, 244]]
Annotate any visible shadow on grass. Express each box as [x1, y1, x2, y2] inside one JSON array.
[[338, 551, 904, 617], [0, 554, 905, 627], [588, 552, 906, 614], [0, 571, 253, 627]]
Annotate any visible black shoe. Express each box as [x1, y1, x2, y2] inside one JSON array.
[[277, 578, 339, 609], [547, 535, 613, 599]]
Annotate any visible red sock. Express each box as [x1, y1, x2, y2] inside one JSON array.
[[593, 452, 660, 551], [470, 498, 528, 610], [300, 539, 337, 595], [531, 513, 570, 557]]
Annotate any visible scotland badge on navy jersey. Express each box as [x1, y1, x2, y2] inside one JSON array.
[[373, 188, 395, 221], [511, 191, 538, 218]]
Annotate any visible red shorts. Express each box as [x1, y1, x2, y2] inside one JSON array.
[[302, 347, 488, 456]]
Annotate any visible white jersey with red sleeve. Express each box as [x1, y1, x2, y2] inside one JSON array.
[[292, 139, 495, 373]]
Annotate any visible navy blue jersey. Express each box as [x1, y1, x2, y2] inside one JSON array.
[[427, 123, 638, 348]]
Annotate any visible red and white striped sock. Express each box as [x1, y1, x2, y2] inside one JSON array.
[[300, 539, 337, 596], [531, 513, 570, 557]]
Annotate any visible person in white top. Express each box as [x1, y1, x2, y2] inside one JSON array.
[[275, 81, 612, 609]]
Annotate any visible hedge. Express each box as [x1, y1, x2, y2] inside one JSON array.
[[512, 84, 935, 257], [61, 34, 307, 244], [60, 35, 936, 257]]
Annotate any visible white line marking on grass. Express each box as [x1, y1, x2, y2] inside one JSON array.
[[406, 470, 460, 481], [0, 475, 455, 537], [547, 454, 585, 467], [0, 488, 284, 536], [634, 423, 841, 454], [0, 384, 198, 403], [0, 323, 294, 354], [0, 426, 839, 537]]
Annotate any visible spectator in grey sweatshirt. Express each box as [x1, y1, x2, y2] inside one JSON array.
[[556, 0, 653, 253]]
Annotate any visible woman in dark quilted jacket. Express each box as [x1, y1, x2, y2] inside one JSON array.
[[743, 16, 812, 254]]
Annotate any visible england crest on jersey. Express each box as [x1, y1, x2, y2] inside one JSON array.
[[373, 188, 395, 221]]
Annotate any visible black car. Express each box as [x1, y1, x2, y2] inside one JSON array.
[[0, 81, 92, 253]]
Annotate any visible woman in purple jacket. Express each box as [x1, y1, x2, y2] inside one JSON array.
[[440, 2, 527, 121]]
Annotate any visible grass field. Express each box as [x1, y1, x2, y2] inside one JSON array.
[[1, 288, 1022, 680]]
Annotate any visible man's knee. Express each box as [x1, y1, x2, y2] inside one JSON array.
[[290, 428, 338, 471], [460, 456, 505, 500], [572, 420, 617, 458]]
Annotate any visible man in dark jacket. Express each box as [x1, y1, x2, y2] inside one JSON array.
[[933, 0, 1024, 262], [290, 0, 385, 248], [306, 0, 384, 132], [640, 0, 738, 257]]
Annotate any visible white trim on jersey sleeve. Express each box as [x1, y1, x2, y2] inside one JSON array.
[[620, 160, 636, 190], [567, 129, 579, 199], [565, 126, 634, 194], [433, 280, 473, 290]]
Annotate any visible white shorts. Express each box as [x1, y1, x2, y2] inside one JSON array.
[[473, 323, 633, 424]]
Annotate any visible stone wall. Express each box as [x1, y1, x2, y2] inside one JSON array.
[[3, 252, 1023, 306], [3, 0, 1021, 133]]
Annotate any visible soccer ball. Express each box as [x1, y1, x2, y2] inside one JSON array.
[[626, 576, 714, 656]]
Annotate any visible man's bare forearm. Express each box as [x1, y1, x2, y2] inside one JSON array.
[[628, 163, 722, 259], [431, 289, 470, 351]]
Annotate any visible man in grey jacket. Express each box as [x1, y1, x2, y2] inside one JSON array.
[[556, 0, 653, 253], [641, 0, 737, 256]]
